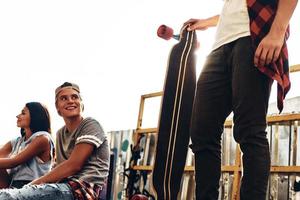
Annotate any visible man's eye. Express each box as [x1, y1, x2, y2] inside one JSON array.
[[72, 95, 79, 100], [60, 97, 67, 101]]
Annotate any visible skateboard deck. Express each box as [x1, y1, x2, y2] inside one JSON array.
[[152, 25, 197, 200]]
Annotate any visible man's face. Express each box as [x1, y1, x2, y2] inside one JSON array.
[[55, 88, 82, 118]]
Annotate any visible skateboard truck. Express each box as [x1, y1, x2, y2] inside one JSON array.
[[157, 24, 180, 40]]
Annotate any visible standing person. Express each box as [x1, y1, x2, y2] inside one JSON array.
[[185, 0, 298, 199], [0, 82, 110, 200], [0, 102, 54, 189]]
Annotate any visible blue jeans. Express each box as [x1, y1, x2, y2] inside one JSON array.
[[0, 183, 74, 200]]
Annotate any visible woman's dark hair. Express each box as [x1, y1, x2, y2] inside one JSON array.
[[20, 102, 51, 137]]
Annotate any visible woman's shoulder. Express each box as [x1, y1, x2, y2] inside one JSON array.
[[27, 131, 53, 144], [10, 136, 23, 147]]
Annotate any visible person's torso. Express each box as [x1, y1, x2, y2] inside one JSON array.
[[56, 117, 110, 186], [212, 0, 250, 50], [9, 131, 54, 182]]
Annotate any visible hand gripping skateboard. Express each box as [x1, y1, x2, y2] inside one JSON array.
[[152, 24, 197, 200]]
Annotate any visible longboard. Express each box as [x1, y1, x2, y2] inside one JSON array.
[[152, 24, 197, 200]]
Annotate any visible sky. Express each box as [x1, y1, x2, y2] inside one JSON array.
[[0, 1, 299, 144]]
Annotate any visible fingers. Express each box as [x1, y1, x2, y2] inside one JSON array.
[[255, 46, 273, 67], [254, 35, 284, 67], [187, 24, 195, 31], [184, 18, 212, 31], [255, 46, 281, 67], [184, 18, 200, 31], [272, 48, 281, 63], [254, 45, 262, 67], [259, 48, 268, 67], [184, 18, 198, 26]]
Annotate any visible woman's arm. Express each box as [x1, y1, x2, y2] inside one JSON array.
[[30, 143, 94, 184], [0, 142, 12, 158], [0, 136, 49, 168]]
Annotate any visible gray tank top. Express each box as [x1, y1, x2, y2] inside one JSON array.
[[9, 131, 54, 182]]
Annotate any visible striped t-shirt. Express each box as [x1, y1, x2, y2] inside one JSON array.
[[56, 117, 110, 186]]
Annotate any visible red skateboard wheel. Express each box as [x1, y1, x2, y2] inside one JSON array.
[[130, 194, 148, 200], [157, 24, 174, 40]]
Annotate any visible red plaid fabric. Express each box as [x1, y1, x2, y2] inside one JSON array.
[[246, 0, 290, 112], [66, 179, 102, 200]]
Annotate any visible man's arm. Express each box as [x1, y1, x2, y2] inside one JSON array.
[[30, 143, 94, 184], [185, 15, 220, 31], [254, 0, 298, 67]]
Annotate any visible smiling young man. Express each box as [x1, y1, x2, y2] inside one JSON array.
[[0, 82, 110, 200]]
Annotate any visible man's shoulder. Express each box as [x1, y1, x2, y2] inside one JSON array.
[[82, 117, 98, 124], [81, 117, 104, 131]]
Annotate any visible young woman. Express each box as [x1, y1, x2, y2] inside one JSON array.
[[0, 102, 54, 188]]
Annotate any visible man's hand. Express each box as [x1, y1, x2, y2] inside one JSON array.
[[28, 178, 43, 185], [254, 31, 285, 67], [255, 0, 298, 67], [184, 15, 220, 31]]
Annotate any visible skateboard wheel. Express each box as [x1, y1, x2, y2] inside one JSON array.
[[130, 194, 148, 200], [157, 24, 174, 40]]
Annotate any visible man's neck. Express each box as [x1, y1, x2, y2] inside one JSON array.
[[64, 115, 83, 133]]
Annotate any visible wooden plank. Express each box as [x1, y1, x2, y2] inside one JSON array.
[[231, 145, 241, 200], [267, 114, 300, 123], [134, 165, 300, 173], [271, 166, 300, 173], [224, 114, 300, 128], [270, 123, 279, 199], [133, 166, 300, 177], [133, 165, 153, 171], [136, 95, 146, 129], [135, 128, 158, 134], [290, 64, 300, 73], [141, 91, 163, 99]]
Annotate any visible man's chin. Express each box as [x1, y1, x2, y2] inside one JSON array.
[[62, 113, 81, 118]]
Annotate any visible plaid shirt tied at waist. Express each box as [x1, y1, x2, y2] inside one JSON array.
[[65, 178, 103, 200], [247, 0, 290, 112]]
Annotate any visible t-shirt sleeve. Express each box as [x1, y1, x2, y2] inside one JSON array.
[[75, 118, 106, 148]]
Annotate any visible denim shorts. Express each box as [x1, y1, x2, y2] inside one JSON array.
[[0, 183, 74, 200]]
